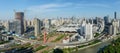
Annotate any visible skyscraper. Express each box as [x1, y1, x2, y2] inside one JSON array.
[[34, 18, 41, 37], [44, 19, 51, 31], [104, 16, 109, 24], [108, 25, 113, 35], [112, 19, 119, 35], [24, 20, 27, 32], [84, 23, 93, 40], [114, 12, 117, 19], [15, 12, 24, 35]]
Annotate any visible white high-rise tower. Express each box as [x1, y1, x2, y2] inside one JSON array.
[[84, 23, 93, 40]]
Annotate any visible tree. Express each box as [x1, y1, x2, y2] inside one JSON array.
[[53, 48, 63, 53]]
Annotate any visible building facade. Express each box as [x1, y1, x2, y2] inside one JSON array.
[[84, 23, 93, 40], [34, 18, 41, 37], [15, 12, 25, 35]]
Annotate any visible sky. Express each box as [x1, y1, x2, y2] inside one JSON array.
[[0, 0, 120, 20]]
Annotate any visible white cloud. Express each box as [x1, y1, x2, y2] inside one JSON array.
[[76, 3, 110, 8], [27, 3, 73, 13], [27, 3, 110, 13], [26, 2, 110, 18]]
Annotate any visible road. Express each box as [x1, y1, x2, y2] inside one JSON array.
[[13, 32, 105, 47], [74, 34, 120, 53]]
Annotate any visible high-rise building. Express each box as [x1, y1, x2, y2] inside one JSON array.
[[15, 12, 24, 35], [26, 20, 34, 27], [108, 25, 113, 35], [24, 20, 27, 32], [84, 23, 93, 40], [79, 19, 87, 36], [34, 18, 41, 37], [112, 19, 119, 35], [104, 16, 109, 24], [119, 19, 120, 32], [44, 19, 51, 31], [114, 12, 117, 19], [5, 21, 20, 34], [4, 21, 10, 31], [113, 25, 117, 35], [89, 18, 93, 24]]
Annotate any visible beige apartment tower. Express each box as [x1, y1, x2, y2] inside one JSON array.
[[34, 18, 41, 37]]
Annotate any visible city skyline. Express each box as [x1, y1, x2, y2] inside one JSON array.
[[0, 1, 120, 52], [0, 0, 120, 20]]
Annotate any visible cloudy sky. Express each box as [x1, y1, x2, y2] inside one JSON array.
[[0, 0, 120, 20]]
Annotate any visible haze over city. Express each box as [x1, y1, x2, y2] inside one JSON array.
[[0, 0, 120, 20]]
